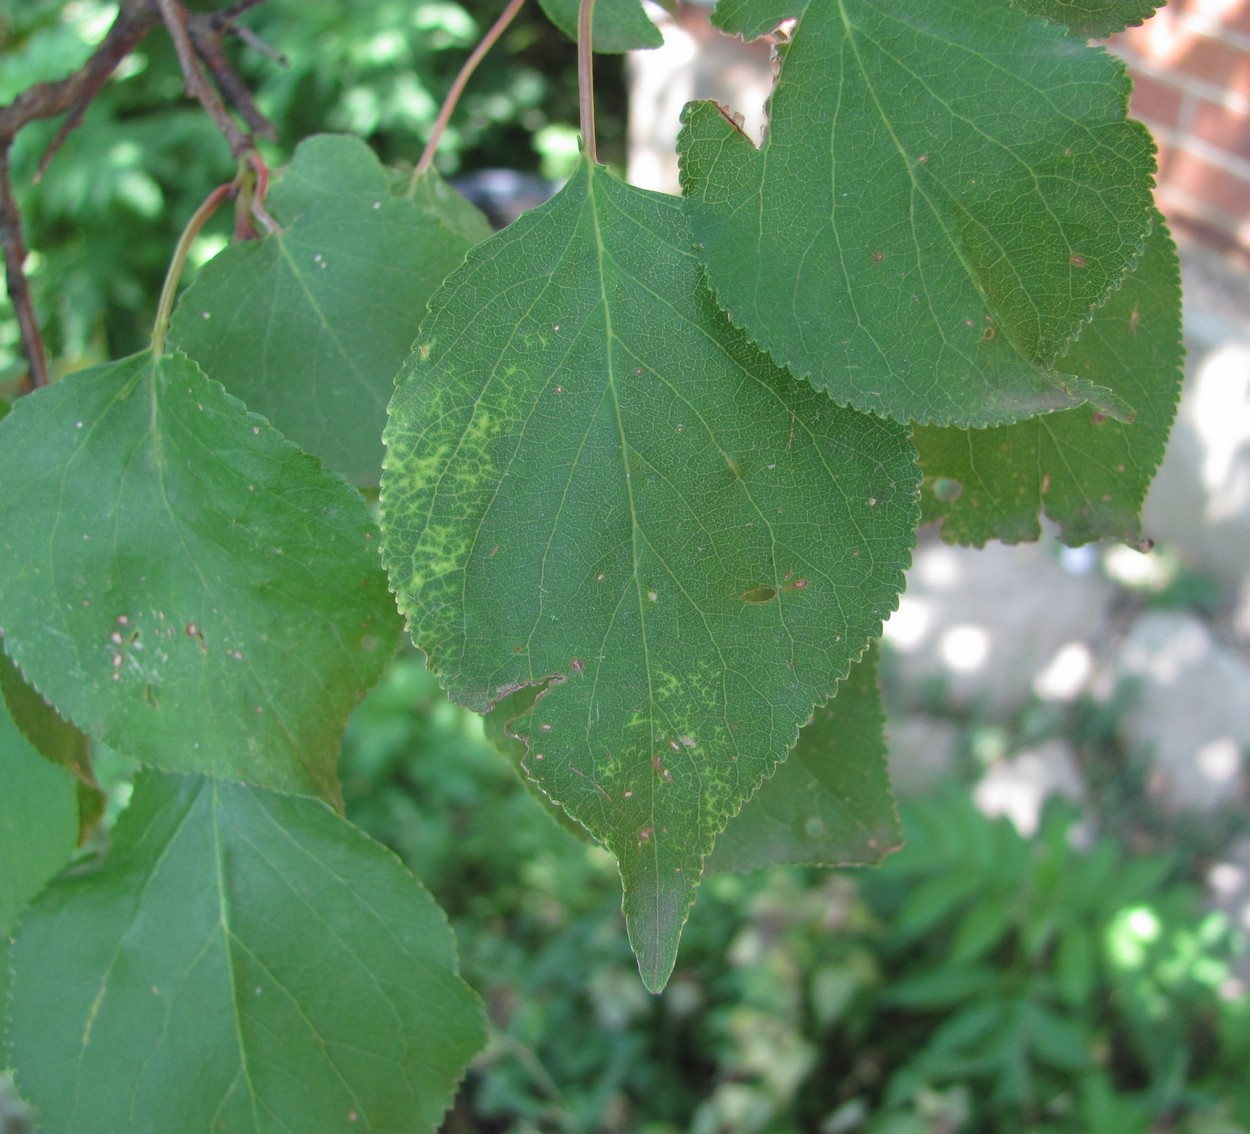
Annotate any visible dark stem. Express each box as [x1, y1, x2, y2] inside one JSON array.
[[157, 0, 253, 157], [188, 15, 278, 142], [0, 151, 49, 389], [578, 0, 598, 164], [414, 0, 527, 178]]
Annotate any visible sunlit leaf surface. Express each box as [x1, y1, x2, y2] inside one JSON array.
[[682, 0, 1156, 426]]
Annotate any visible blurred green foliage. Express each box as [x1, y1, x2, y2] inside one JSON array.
[[0, 0, 622, 389], [340, 654, 1250, 1134]]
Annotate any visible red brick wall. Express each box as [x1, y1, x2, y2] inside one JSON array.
[[1108, 0, 1250, 252]]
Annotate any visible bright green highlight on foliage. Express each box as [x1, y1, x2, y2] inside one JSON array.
[[381, 159, 918, 991], [683, 0, 1156, 427], [709, 646, 900, 873], [0, 349, 399, 804], [8, 771, 484, 1134], [171, 135, 490, 486], [916, 215, 1183, 546]]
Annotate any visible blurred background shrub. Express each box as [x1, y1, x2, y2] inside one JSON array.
[[339, 653, 1249, 1134]]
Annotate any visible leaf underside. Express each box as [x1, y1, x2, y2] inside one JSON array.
[[0, 350, 399, 804], [915, 213, 1183, 547], [709, 645, 901, 873], [8, 771, 485, 1134], [681, 0, 1156, 428], [381, 159, 918, 991], [537, 0, 663, 52], [0, 693, 78, 936], [171, 134, 487, 487], [1011, 0, 1166, 38]]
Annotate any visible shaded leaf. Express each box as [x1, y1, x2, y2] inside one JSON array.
[[680, 0, 1156, 427], [1, 648, 103, 840], [710, 646, 900, 872], [0, 350, 399, 804], [381, 160, 918, 990], [914, 214, 1182, 546], [171, 135, 484, 485], [1, 645, 90, 780], [710, 0, 802, 39], [538, 0, 663, 52], [409, 168, 493, 247], [9, 771, 485, 1134], [0, 694, 77, 936], [1012, 0, 1165, 37]]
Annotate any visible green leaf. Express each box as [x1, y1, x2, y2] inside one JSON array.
[[914, 214, 1182, 546], [8, 771, 485, 1134], [1, 645, 90, 780], [1012, 0, 1165, 37], [381, 159, 918, 991], [0, 693, 78, 936], [0, 648, 103, 840], [409, 168, 494, 248], [171, 137, 484, 486], [0, 350, 399, 804], [680, 0, 1156, 427], [266, 133, 390, 221], [711, 0, 802, 40], [484, 684, 596, 842], [709, 646, 900, 872], [537, 0, 663, 52]]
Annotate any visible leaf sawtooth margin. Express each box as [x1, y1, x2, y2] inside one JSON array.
[[380, 159, 919, 991], [0, 350, 400, 804], [682, 0, 1157, 428], [915, 212, 1183, 547], [8, 771, 485, 1134]]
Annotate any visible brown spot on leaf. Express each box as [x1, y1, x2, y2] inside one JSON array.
[[713, 102, 749, 138]]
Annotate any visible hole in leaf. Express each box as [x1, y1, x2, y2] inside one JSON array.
[[933, 478, 963, 502], [741, 585, 778, 604]]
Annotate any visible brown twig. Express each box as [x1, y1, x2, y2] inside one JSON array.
[[0, 0, 164, 389], [189, 5, 278, 141], [157, 0, 252, 157], [0, 150, 49, 389], [0, 0, 162, 179], [0, 0, 276, 388]]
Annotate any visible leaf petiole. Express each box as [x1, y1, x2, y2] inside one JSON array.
[[578, 0, 598, 162], [152, 153, 275, 355], [151, 179, 235, 356], [413, 0, 527, 181]]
